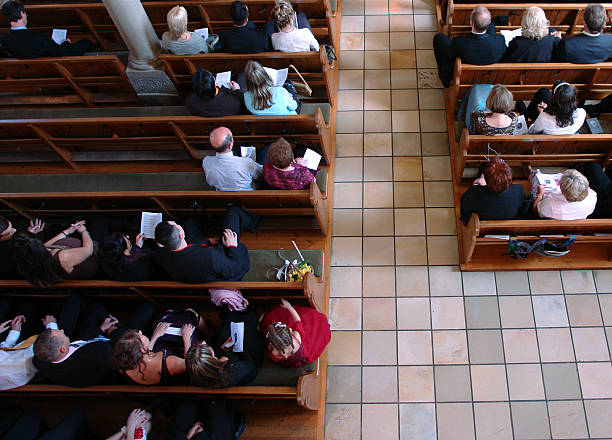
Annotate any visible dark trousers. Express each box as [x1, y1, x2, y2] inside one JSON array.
[[83, 214, 133, 243], [167, 399, 236, 440], [580, 162, 612, 194], [0, 408, 87, 440], [231, 143, 270, 165], [63, 38, 94, 56], [182, 206, 259, 245], [433, 33, 453, 87], [594, 92, 612, 114], [525, 88, 552, 123], [0, 299, 37, 341]]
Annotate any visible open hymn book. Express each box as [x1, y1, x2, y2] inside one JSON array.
[[140, 212, 162, 239]]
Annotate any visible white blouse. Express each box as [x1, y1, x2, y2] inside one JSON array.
[[271, 28, 320, 52], [528, 108, 586, 135]]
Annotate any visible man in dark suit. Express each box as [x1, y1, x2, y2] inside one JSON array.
[[219, 1, 271, 54], [154, 206, 258, 283], [554, 3, 612, 63], [0, 1, 93, 59], [33, 294, 153, 387], [433, 6, 506, 87]]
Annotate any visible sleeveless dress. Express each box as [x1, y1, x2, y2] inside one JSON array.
[[48, 237, 99, 280]]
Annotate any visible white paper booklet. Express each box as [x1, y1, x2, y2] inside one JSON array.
[[229, 322, 244, 353], [164, 327, 182, 336], [264, 67, 288, 87], [215, 71, 232, 89], [536, 172, 561, 193], [194, 28, 209, 39], [51, 29, 67, 45], [513, 114, 529, 135], [500, 28, 522, 46], [302, 148, 322, 170], [140, 212, 162, 239], [240, 146, 256, 160]]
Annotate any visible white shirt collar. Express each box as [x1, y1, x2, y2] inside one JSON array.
[[471, 29, 487, 35], [582, 30, 601, 36]]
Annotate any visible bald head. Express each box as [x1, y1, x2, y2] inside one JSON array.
[[471, 6, 491, 33], [209, 127, 234, 153]]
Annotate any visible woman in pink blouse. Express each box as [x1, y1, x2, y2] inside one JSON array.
[[263, 138, 315, 190]]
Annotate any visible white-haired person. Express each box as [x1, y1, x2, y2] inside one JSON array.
[[503, 6, 561, 62], [161, 5, 209, 55], [270, 1, 319, 52]]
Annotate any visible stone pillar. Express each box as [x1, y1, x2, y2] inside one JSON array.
[[102, 0, 162, 71]]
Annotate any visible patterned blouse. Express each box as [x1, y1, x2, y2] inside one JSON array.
[[470, 111, 518, 135], [263, 162, 315, 190]]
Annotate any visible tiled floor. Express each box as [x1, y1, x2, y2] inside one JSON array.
[[325, 2, 612, 439]]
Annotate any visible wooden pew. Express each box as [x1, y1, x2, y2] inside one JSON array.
[[160, 50, 337, 105], [0, 109, 333, 173], [0, 55, 139, 107]]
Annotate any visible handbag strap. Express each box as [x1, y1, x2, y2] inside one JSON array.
[[289, 64, 312, 94]]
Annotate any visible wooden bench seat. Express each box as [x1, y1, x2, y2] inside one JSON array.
[[160, 50, 337, 105], [0, 55, 138, 107]]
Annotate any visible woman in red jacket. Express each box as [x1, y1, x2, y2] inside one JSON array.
[[261, 299, 330, 368]]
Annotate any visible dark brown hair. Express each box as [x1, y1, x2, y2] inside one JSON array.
[[266, 322, 293, 353], [12, 232, 65, 287], [268, 138, 294, 168], [484, 157, 512, 193], [111, 330, 147, 379]]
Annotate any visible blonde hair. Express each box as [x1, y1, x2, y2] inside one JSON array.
[[521, 7, 549, 40], [272, 1, 295, 29], [244, 60, 274, 110], [486, 85, 513, 114], [167, 5, 188, 40], [560, 169, 589, 202]]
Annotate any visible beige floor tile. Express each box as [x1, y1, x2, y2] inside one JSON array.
[[495, 271, 530, 295], [421, 132, 450, 155], [337, 89, 364, 111], [578, 362, 612, 398], [416, 49, 436, 68], [334, 157, 363, 182], [511, 402, 551, 440], [396, 266, 430, 296], [433, 330, 468, 364], [365, 15, 389, 32], [420, 109, 447, 132], [363, 208, 394, 235], [392, 110, 421, 132], [364, 50, 390, 69], [431, 297, 465, 329], [364, 0, 389, 15], [542, 363, 582, 400], [336, 111, 363, 133], [365, 182, 394, 208], [391, 32, 415, 50], [364, 133, 393, 156], [364, 110, 392, 132], [336, 133, 363, 157], [341, 16, 364, 33], [390, 50, 417, 68], [422, 156, 451, 181], [584, 400, 612, 437], [462, 271, 496, 295], [365, 32, 390, 50], [364, 156, 393, 181], [399, 366, 434, 402], [594, 269, 612, 292], [342, 0, 365, 14], [333, 182, 362, 208], [362, 404, 399, 439], [364, 69, 390, 89], [390, 15, 415, 31], [393, 132, 421, 156], [363, 331, 398, 365], [427, 236, 459, 265], [400, 404, 437, 440], [330, 266, 362, 297], [331, 237, 362, 266], [537, 328, 575, 362], [572, 327, 610, 361], [428, 266, 463, 296], [436, 403, 475, 440], [600, 293, 612, 325], [471, 364, 509, 401], [391, 69, 418, 88], [467, 330, 504, 363], [498, 296, 534, 327], [395, 236, 428, 265], [425, 207, 456, 235], [393, 156, 423, 181], [340, 51, 365, 69], [414, 31, 437, 49], [418, 89, 445, 110], [565, 294, 603, 326], [327, 366, 362, 402], [325, 404, 361, 440], [363, 266, 396, 296], [532, 295, 569, 327], [548, 401, 589, 440], [397, 297, 431, 329], [398, 331, 433, 364], [362, 366, 398, 402], [363, 297, 397, 330], [561, 270, 596, 293], [328, 331, 362, 365], [330, 298, 362, 330], [395, 208, 426, 235], [363, 236, 395, 265], [391, 90, 419, 111], [332, 209, 362, 236], [414, 14, 438, 30], [412, 0, 434, 13], [340, 33, 365, 50], [364, 89, 391, 110], [424, 182, 454, 207], [417, 69, 443, 88], [507, 364, 545, 400], [528, 270, 563, 294], [474, 403, 513, 440], [389, 0, 413, 14], [338, 70, 364, 89], [503, 329, 540, 363]]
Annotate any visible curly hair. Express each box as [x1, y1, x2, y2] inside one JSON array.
[[521, 7, 549, 40], [272, 1, 295, 29], [484, 157, 513, 193], [111, 330, 147, 380], [559, 169, 589, 202], [266, 321, 293, 353], [267, 138, 294, 168]]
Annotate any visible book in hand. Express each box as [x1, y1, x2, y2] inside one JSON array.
[[194, 28, 209, 39], [52, 29, 67, 45], [536, 172, 561, 193], [240, 145, 256, 160], [140, 212, 162, 240], [215, 71, 232, 89], [226, 322, 244, 353], [302, 148, 322, 170], [263, 67, 288, 87]]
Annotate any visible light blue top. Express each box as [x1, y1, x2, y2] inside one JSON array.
[[202, 151, 263, 191], [244, 87, 298, 115]]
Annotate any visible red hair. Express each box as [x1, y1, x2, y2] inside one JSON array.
[[484, 157, 512, 193]]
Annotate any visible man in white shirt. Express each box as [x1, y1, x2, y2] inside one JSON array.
[[202, 126, 264, 191]]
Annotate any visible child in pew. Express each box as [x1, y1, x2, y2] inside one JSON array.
[[261, 299, 330, 368], [263, 137, 316, 189], [243, 60, 300, 115]]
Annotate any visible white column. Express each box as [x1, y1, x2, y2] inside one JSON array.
[[102, 0, 162, 71]]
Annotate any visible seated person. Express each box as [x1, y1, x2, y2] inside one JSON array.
[[521, 81, 586, 134], [0, 301, 38, 390], [100, 232, 157, 281], [262, 299, 330, 368], [164, 398, 243, 440], [263, 137, 315, 189], [270, 2, 319, 53], [460, 157, 525, 223], [154, 207, 258, 283], [503, 7, 561, 62], [13, 220, 98, 287], [33, 293, 153, 387], [460, 84, 517, 135], [186, 68, 247, 117], [531, 168, 597, 219], [219, 1, 271, 54], [264, 0, 312, 36], [0, 216, 46, 279], [433, 6, 506, 87], [111, 309, 202, 385], [0, 408, 87, 440], [161, 5, 209, 55], [186, 311, 265, 388], [105, 408, 152, 440], [554, 4, 612, 63], [584, 92, 612, 118], [244, 60, 299, 115], [574, 162, 612, 218], [0, 1, 93, 59], [202, 126, 264, 191]]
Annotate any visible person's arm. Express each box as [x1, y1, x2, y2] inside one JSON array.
[[148, 322, 171, 350], [528, 111, 546, 134], [181, 323, 195, 357], [281, 87, 298, 112], [212, 229, 246, 279], [307, 29, 320, 51], [57, 227, 94, 272], [532, 184, 546, 216], [165, 355, 187, 376], [280, 299, 301, 323], [0, 315, 24, 348], [43, 221, 81, 247], [249, 158, 264, 181], [459, 187, 477, 223]]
